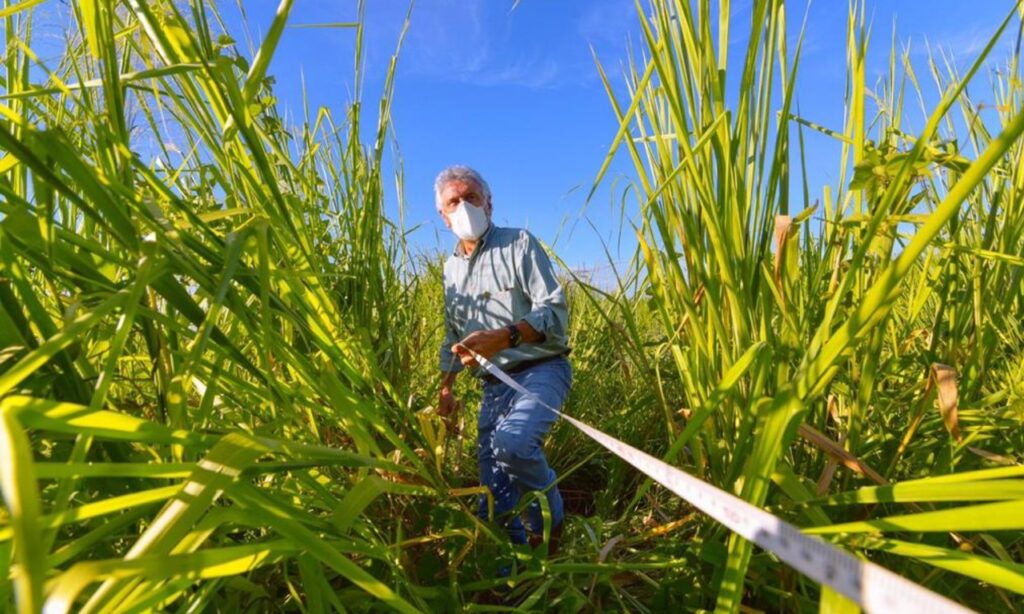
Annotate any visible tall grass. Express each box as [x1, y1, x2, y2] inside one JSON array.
[[0, 1, 451, 611], [586, 0, 1024, 610], [0, 0, 1020, 612]]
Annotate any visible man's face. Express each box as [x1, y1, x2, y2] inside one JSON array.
[[439, 179, 491, 230]]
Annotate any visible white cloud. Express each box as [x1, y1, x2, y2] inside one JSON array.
[[476, 55, 561, 88], [578, 1, 637, 50], [919, 25, 1014, 61], [392, 0, 592, 89], [401, 1, 493, 80]]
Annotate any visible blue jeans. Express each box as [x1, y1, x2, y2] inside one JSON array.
[[477, 357, 571, 545]]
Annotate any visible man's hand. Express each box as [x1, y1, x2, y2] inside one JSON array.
[[438, 385, 461, 432], [452, 328, 510, 368], [438, 385, 458, 417]]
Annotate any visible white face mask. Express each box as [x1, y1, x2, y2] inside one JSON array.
[[449, 200, 490, 241]]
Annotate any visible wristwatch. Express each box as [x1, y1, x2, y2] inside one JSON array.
[[506, 324, 522, 348]]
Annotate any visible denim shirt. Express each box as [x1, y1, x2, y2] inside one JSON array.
[[440, 225, 570, 376]]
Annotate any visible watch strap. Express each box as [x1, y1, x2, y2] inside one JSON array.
[[506, 324, 521, 348]]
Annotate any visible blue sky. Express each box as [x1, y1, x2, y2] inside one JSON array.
[[224, 1, 1015, 276]]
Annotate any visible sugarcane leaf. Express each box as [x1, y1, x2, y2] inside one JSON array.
[[853, 537, 1024, 595], [0, 398, 44, 612], [806, 499, 1024, 534], [814, 480, 1024, 505]]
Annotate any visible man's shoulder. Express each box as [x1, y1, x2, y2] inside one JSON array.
[[442, 253, 460, 276], [489, 225, 533, 247]]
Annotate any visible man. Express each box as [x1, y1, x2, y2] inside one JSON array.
[[435, 165, 571, 552]]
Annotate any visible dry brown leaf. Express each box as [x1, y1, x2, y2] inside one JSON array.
[[930, 363, 961, 441], [772, 214, 794, 288], [967, 446, 1016, 465], [598, 535, 624, 563], [798, 423, 888, 485], [815, 431, 845, 496]]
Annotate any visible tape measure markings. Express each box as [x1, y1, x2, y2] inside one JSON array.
[[466, 349, 974, 614]]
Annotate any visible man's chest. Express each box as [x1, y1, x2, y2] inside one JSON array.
[[444, 250, 527, 325]]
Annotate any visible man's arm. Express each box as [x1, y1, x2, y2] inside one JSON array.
[[517, 231, 569, 344], [438, 369, 460, 418], [452, 320, 542, 367]]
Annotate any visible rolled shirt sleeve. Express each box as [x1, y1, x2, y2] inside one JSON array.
[[518, 233, 569, 343]]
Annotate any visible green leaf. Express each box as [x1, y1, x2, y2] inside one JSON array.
[[806, 500, 1024, 534], [45, 541, 299, 611], [0, 399, 44, 613], [0, 0, 44, 19], [815, 480, 1024, 505], [229, 482, 421, 613], [854, 537, 1024, 595]]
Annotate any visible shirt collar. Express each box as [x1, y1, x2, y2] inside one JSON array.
[[453, 223, 495, 258]]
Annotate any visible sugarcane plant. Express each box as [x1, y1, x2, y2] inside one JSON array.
[[588, 0, 1024, 610], [0, 0, 1022, 612], [0, 0, 481, 611]]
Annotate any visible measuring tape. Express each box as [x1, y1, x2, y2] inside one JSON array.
[[465, 349, 975, 614]]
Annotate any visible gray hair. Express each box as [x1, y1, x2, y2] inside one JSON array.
[[434, 165, 492, 211]]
